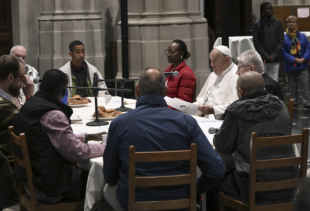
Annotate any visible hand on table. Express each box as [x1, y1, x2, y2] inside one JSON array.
[[267, 55, 275, 62], [22, 74, 34, 97], [88, 132, 107, 141], [198, 105, 215, 115]]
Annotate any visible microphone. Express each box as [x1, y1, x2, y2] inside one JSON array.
[[93, 73, 98, 87], [163, 71, 179, 77], [208, 127, 220, 134], [33, 79, 42, 84]]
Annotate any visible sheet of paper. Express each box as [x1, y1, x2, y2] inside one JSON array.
[[167, 98, 199, 115], [297, 8, 309, 18], [70, 113, 82, 121], [164, 96, 172, 103]]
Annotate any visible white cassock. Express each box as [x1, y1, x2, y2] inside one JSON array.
[[195, 62, 239, 120]]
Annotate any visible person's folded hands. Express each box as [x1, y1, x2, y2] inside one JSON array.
[[198, 105, 215, 115]]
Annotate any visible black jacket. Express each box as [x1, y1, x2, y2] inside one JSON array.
[[262, 72, 284, 101], [214, 90, 297, 200], [13, 90, 82, 200], [253, 17, 284, 62], [0, 150, 17, 210]]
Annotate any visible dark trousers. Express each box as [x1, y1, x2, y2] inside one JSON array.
[[287, 69, 310, 106]]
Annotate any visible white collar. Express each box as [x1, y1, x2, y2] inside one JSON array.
[[0, 88, 12, 101], [217, 62, 234, 78]]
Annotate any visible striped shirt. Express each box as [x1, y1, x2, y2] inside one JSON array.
[[0, 93, 18, 163]]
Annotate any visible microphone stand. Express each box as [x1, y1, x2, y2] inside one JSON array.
[[95, 78, 138, 112], [67, 86, 131, 126]]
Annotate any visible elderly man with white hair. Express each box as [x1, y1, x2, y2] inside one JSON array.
[[10, 45, 40, 101], [236, 50, 284, 101], [195, 45, 239, 119]]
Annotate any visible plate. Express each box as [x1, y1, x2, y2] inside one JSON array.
[[69, 104, 86, 108], [89, 114, 122, 121]]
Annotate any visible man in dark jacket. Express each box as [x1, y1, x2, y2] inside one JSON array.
[[214, 71, 297, 203], [236, 50, 284, 101], [103, 68, 225, 211], [13, 69, 105, 203], [253, 2, 284, 82]]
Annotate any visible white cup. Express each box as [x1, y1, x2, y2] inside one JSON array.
[[102, 134, 108, 144]]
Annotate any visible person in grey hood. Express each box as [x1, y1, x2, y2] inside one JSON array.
[[214, 71, 297, 204], [253, 2, 284, 82]]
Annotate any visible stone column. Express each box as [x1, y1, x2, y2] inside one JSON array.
[[37, 0, 105, 76], [117, 0, 210, 91], [11, 0, 41, 70]]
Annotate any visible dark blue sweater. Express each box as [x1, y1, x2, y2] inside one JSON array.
[[103, 94, 225, 211]]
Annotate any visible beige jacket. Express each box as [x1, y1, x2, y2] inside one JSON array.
[[59, 60, 108, 98]]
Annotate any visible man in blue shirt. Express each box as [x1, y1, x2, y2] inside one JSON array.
[[103, 67, 225, 211]]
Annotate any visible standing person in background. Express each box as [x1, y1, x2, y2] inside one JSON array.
[[164, 39, 196, 103], [282, 16, 310, 108], [253, 2, 284, 82]]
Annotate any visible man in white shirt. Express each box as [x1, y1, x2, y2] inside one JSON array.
[[195, 45, 239, 119], [10, 45, 40, 102]]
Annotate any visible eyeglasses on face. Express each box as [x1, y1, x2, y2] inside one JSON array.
[[164, 50, 179, 56], [237, 65, 250, 70], [17, 75, 26, 80]]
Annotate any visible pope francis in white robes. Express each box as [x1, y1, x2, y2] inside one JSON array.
[[195, 45, 239, 119]]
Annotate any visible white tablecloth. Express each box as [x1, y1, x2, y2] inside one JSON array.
[[71, 98, 222, 211], [70, 96, 136, 211]]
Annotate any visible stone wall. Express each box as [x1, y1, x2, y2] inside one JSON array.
[[11, 0, 209, 91], [11, 0, 120, 78], [116, 0, 210, 91], [252, 0, 310, 21]]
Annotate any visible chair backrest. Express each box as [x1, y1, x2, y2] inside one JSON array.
[[192, 82, 197, 102], [128, 143, 197, 211], [248, 128, 309, 210], [285, 99, 294, 123], [8, 126, 39, 211]]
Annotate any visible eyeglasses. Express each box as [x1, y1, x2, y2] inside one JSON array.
[[17, 75, 26, 80], [237, 65, 250, 70], [164, 50, 179, 56]]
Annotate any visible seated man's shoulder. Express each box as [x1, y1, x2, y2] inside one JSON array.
[[25, 64, 39, 74], [58, 61, 70, 72], [0, 96, 15, 107], [85, 60, 98, 70]]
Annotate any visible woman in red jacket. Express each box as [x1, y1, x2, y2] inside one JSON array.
[[164, 39, 196, 102]]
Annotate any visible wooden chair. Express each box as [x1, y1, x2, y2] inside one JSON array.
[[192, 82, 197, 102], [8, 126, 84, 211], [128, 143, 197, 211], [285, 99, 294, 123], [219, 128, 309, 211]]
